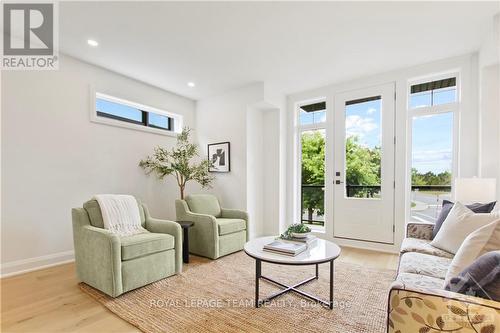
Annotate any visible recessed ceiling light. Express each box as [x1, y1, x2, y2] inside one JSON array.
[[87, 39, 99, 47], [187, 82, 195, 88]]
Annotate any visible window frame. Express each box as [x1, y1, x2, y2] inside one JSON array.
[[407, 72, 460, 114], [295, 98, 327, 230], [90, 90, 182, 136], [406, 72, 460, 222], [297, 100, 327, 131]]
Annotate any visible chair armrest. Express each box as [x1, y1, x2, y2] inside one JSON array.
[[176, 200, 217, 227], [175, 200, 219, 258], [220, 208, 248, 221], [388, 286, 500, 333], [72, 208, 122, 297], [221, 208, 249, 240], [406, 222, 434, 240], [145, 217, 183, 273]]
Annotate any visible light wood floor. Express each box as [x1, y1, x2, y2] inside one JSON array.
[[1, 247, 398, 333]]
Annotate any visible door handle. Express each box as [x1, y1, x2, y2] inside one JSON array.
[[335, 180, 344, 185]]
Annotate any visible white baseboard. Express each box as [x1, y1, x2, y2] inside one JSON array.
[[1, 251, 75, 278]]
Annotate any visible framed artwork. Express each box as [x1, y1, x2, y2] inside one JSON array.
[[208, 142, 230, 172]]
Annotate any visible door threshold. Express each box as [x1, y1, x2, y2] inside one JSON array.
[[332, 237, 399, 254]]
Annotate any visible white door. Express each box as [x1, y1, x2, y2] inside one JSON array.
[[333, 83, 395, 243]]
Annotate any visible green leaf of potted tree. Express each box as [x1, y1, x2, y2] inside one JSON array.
[[139, 127, 214, 199]]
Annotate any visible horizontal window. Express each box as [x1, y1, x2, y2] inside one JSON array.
[[409, 77, 457, 109], [299, 101, 326, 125], [96, 98, 144, 124], [94, 93, 177, 133]]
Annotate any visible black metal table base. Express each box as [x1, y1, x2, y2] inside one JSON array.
[[254, 259, 334, 309]]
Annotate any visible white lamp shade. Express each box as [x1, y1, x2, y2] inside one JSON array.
[[454, 178, 497, 203]]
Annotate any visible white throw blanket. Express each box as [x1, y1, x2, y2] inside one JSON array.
[[94, 194, 147, 236]]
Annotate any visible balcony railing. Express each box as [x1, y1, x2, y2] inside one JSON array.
[[301, 184, 452, 226], [410, 185, 451, 223], [301, 184, 325, 225]]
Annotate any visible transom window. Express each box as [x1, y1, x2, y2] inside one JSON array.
[[409, 77, 457, 109], [93, 93, 180, 134], [299, 101, 326, 125]]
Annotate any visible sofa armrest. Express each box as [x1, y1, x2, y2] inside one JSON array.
[[388, 287, 500, 333], [145, 216, 183, 274], [72, 208, 122, 297], [406, 222, 434, 240]]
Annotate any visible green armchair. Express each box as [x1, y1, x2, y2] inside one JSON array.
[[72, 198, 182, 297], [175, 194, 248, 259]]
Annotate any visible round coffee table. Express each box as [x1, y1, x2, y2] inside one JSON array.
[[244, 236, 341, 309]]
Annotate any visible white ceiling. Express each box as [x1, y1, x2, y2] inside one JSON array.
[[60, 2, 499, 100]]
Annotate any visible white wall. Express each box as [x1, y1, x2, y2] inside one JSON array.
[[247, 103, 281, 237], [1, 55, 195, 276], [195, 83, 264, 210], [262, 109, 281, 235], [287, 53, 479, 253], [246, 106, 264, 238], [478, 13, 500, 202], [195, 84, 283, 238]]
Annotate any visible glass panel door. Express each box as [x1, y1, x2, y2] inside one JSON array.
[[333, 83, 395, 243], [345, 96, 382, 198]]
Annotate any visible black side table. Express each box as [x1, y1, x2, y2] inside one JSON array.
[[176, 221, 194, 263]]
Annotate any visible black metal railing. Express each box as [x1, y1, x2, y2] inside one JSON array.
[[301, 185, 325, 225], [301, 184, 452, 226], [411, 185, 451, 192], [346, 185, 380, 198]]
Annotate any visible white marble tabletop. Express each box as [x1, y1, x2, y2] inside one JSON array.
[[244, 236, 341, 265]]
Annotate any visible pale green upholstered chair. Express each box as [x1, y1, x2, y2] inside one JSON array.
[[175, 194, 248, 259], [71, 199, 182, 297]]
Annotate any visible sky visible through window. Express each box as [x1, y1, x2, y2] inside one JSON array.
[[412, 112, 453, 174], [299, 93, 453, 176], [344, 98, 453, 175], [300, 109, 326, 125], [149, 112, 169, 128], [409, 87, 456, 109], [345, 99, 381, 149], [96, 98, 142, 122]]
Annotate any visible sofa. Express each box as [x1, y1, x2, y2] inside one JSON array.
[[72, 199, 182, 297], [175, 194, 248, 259], [387, 221, 500, 333]]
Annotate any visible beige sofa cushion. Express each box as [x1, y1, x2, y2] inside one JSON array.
[[445, 219, 500, 283], [393, 272, 444, 290], [431, 202, 499, 254], [400, 237, 454, 259], [399, 252, 452, 279]]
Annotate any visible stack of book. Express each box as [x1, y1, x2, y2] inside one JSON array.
[[287, 234, 317, 245], [263, 241, 307, 256]]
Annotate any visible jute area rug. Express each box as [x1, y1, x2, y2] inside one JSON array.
[[80, 251, 395, 333]]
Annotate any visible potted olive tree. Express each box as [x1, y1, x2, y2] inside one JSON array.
[[139, 127, 214, 199]]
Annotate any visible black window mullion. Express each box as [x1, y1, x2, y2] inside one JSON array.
[[142, 111, 149, 126], [168, 117, 174, 131]]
